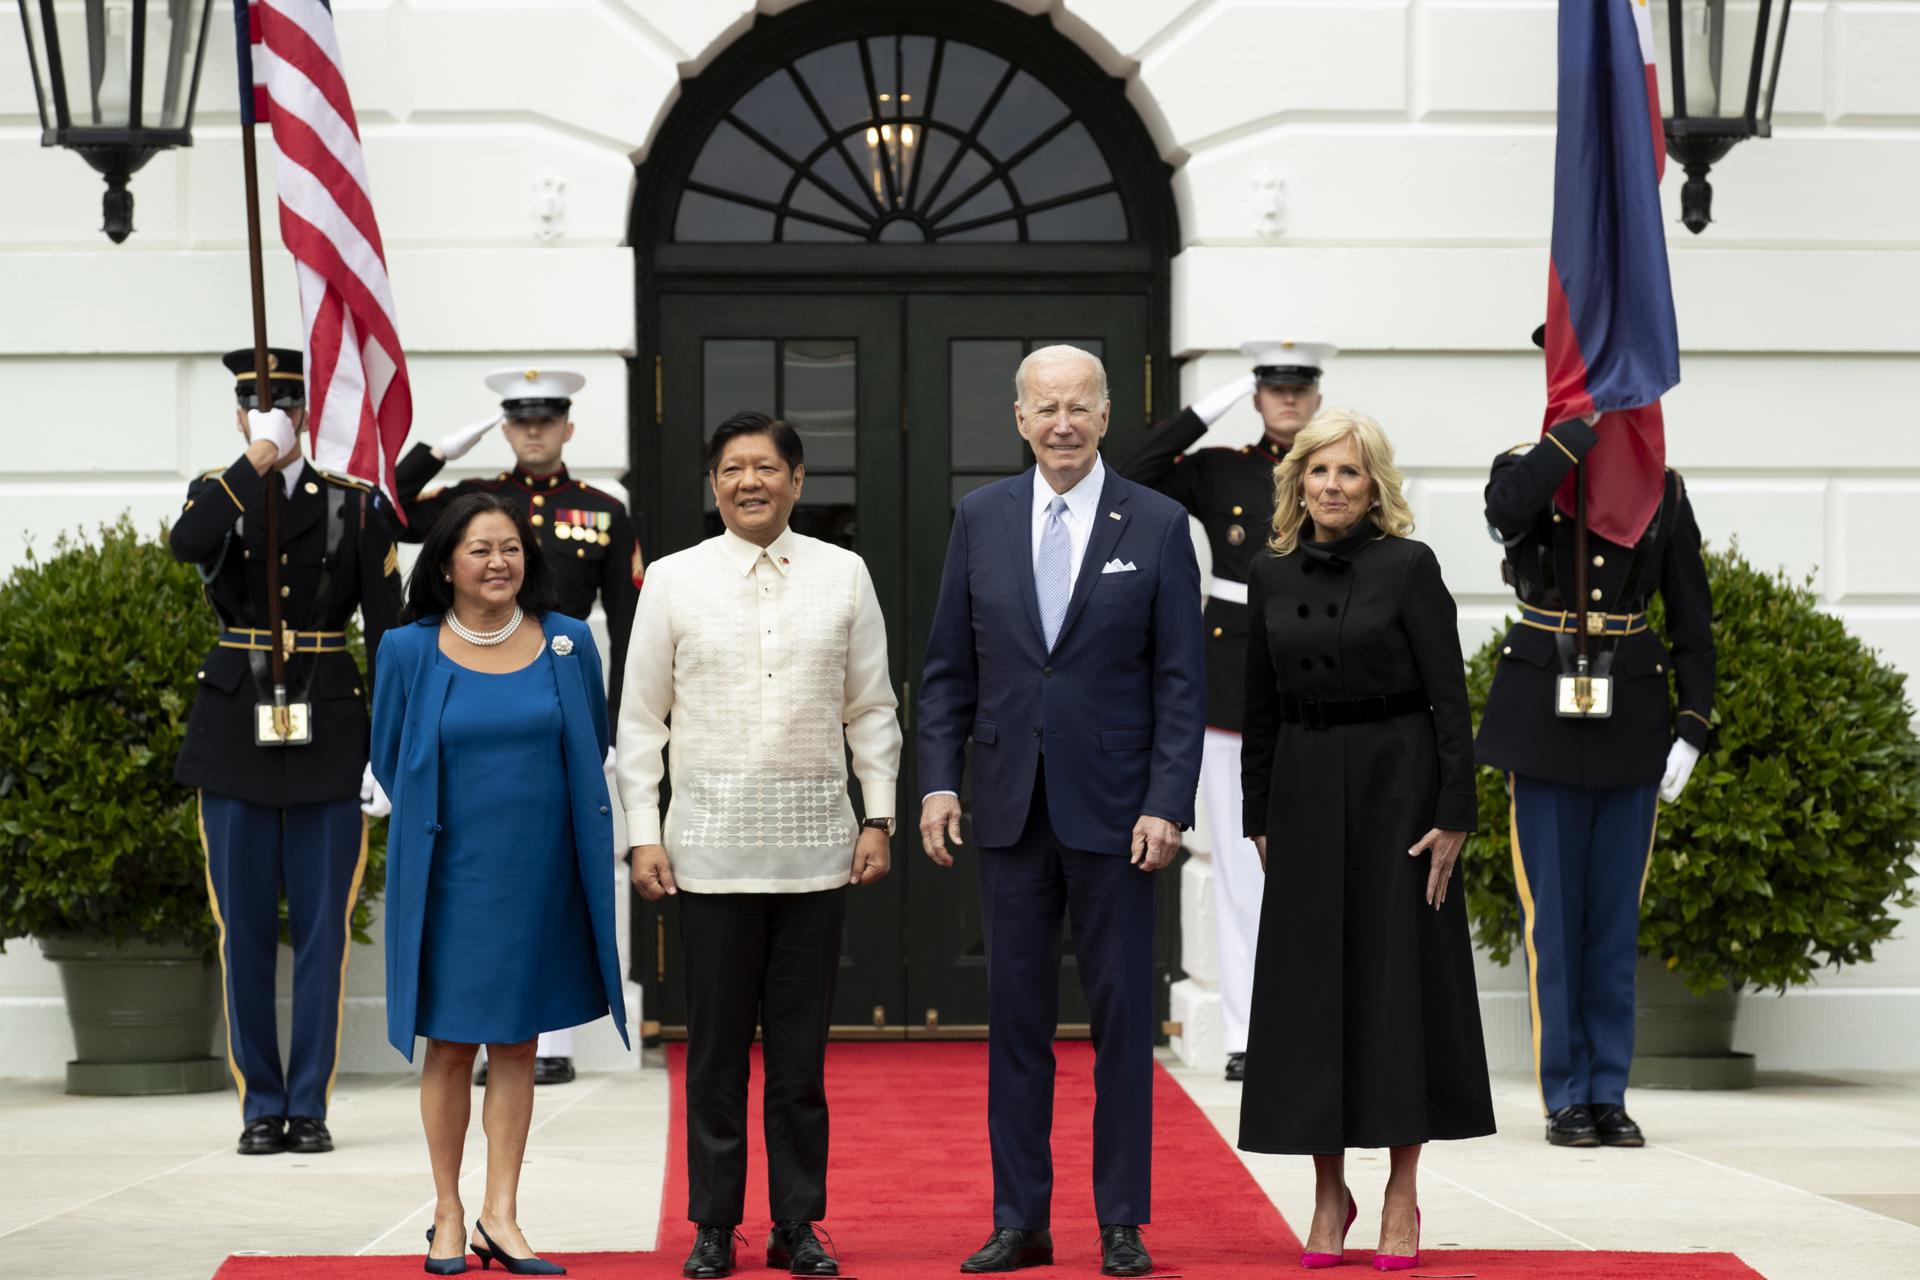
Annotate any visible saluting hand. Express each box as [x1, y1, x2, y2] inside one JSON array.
[[919, 793, 964, 867], [851, 826, 892, 885], [1408, 828, 1467, 908], [630, 843, 677, 901], [1131, 815, 1181, 872]]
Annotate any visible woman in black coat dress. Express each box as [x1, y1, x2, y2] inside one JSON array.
[[1238, 409, 1495, 1271]]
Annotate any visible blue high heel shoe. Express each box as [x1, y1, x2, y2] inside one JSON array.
[[423, 1226, 469, 1276], [472, 1221, 566, 1276]]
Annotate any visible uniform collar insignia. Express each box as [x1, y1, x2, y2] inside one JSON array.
[[511, 463, 570, 491]]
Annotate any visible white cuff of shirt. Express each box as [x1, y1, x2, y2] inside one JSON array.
[[859, 779, 897, 823], [625, 809, 662, 846], [923, 790, 959, 801]]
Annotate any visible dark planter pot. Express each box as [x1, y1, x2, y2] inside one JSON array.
[[1629, 954, 1755, 1089], [38, 933, 228, 1096]]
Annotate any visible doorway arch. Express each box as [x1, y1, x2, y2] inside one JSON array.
[[627, 0, 1180, 1041]]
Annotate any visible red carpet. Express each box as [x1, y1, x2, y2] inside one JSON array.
[[217, 1042, 1763, 1278]]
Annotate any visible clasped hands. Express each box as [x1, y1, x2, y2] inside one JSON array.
[[917, 793, 1180, 872], [628, 824, 892, 901]]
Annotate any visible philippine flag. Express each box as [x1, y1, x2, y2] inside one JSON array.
[[1542, 0, 1678, 545]]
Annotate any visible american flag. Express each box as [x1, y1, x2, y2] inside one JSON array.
[[234, 0, 411, 517]]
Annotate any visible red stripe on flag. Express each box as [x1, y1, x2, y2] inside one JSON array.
[[276, 208, 406, 377], [1543, 260, 1597, 424], [266, 109, 389, 263], [305, 288, 346, 445], [256, 6, 363, 142]]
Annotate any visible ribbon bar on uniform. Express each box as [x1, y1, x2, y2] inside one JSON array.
[[217, 627, 349, 653], [1516, 604, 1647, 637]]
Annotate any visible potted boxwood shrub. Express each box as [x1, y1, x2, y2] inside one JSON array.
[[0, 517, 387, 1094], [1465, 542, 1920, 1087]]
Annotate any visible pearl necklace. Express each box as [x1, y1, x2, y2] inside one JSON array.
[[446, 604, 524, 647]]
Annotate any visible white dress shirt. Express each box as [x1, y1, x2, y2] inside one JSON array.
[[616, 526, 902, 893], [1031, 455, 1106, 595]]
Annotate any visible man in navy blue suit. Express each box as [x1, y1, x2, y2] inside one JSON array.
[[918, 346, 1206, 1277]]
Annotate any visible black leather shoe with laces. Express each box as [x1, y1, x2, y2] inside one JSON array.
[[767, 1221, 837, 1276], [533, 1056, 576, 1086], [1225, 1052, 1246, 1082], [1546, 1103, 1601, 1147], [1099, 1224, 1153, 1277], [285, 1116, 333, 1153], [960, 1228, 1054, 1273], [683, 1224, 738, 1279], [1592, 1103, 1645, 1147], [237, 1115, 286, 1155]]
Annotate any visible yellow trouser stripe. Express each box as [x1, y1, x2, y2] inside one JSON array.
[[197, 791, 248, 1112], [1508, 774, 1548, 1116], [1639, 797, 1661, 907], [324, 818, 370, 1106]]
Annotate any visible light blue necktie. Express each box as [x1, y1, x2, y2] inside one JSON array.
[[1037, 495, 1071, 649]]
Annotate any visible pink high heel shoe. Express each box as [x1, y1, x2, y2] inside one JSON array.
[[1300, 1188, 1357, 1269], [1371, 1207, 1420, 1272]]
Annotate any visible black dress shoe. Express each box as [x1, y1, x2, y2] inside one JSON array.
[[1592, 1103, 1646, 1147], [1098, 1224, 1152, 1278], [285, 1116, 334, 1153], [960, 1228, 1054, 1272], [237, 1115, 286, 1155], [533, 1056, 576, 1086], [1546, 1103, 1601, 1147], [683, 1224, 738, 1278], [473, 1058, 489, 1087], [1225, 1052, 1246, 1082], [767, 1221, 837, 1276]]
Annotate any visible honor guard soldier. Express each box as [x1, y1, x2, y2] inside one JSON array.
[[392, 366, 643, 1086], [1120, 337, 1335, 1081], [1475, 327, 1715, 1149], [170, 347, 402, 1156]]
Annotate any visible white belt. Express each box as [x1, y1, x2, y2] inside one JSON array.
[[1208, 579, 1248, 605]]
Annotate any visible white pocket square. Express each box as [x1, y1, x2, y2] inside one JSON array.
[[1101, 559, 1138, 574]]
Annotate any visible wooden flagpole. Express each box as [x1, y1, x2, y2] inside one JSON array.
[[240, 109, 291, 738]]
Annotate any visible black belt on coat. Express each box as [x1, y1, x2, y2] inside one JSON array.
[[1280, 689, 1429, 730]]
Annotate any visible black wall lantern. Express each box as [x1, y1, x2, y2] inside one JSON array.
[[15, 0, 216, 242], [1658, 0, 1794, 234]]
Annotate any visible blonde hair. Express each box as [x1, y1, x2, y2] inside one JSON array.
[[1268, 408, 1415, 555]]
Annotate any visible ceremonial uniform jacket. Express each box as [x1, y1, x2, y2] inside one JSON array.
[[1120, 406, 1287, 732], [393, 445, 643, 723], [170, 456, 403, 807], [1474, 419, 1715, 790]]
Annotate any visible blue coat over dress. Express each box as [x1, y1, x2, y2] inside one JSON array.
[[370, 613, 630, 1059]]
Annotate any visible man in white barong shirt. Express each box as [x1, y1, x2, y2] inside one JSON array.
[[618, 411, 901, 1280]]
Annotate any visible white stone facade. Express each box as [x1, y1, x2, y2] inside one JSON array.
[[2, 1, 1917, 1080]]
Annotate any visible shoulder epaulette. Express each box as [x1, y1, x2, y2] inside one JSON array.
[[1504, 442, 1536, 456], [315, 468, 372, 493], [198, 467, 227, 480]]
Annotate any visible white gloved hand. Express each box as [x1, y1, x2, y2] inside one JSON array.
[[437, 413, 503, 461], [246, 408, 297, 461], [1658, 738, 1701, 804], [1192, 372, 1258, 428], [360, 763, 391, 818]]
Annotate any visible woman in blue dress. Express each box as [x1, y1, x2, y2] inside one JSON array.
[[372, 493, 629, 1276]]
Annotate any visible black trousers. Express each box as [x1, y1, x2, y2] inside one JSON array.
[[680, 886, 848, 1227]]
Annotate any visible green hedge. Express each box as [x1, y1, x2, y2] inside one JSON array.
[[1464, 543, 1920, 994], [0, 516, 385, 951]]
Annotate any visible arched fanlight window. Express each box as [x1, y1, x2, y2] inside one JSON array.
[[674, 33, 1128, 243]]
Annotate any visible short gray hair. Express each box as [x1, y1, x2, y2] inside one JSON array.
[[1014, 344, 1109, 406]]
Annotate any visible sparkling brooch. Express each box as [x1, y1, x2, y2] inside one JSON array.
[[551, 635, 574, 656]]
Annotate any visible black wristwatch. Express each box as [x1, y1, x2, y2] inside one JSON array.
[[861, 817, 896, 836]]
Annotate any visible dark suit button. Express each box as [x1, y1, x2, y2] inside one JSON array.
[[1043, 666, 1053, 677], [1299, 657, 1312, 671], [1297, 603, 1310, 618], [1031, 726, 1042, 737], [1326, 603, 1338, 617], [599, 804, 610, 815], [1322, 655, 1336, 669]]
